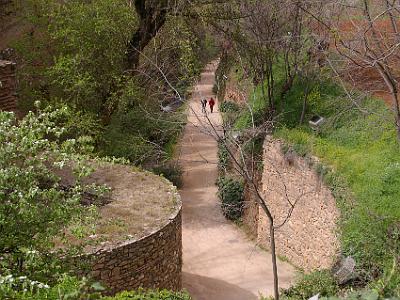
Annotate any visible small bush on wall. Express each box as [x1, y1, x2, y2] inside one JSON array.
[[217, 176, 244, 221]]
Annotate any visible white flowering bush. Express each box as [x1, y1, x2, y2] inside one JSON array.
[[0, 274, 104, 299], [0, 274, 49, 295], [0, 106, 102, 286]]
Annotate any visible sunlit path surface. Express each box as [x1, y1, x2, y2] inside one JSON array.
[[179, 62, 295, 300]]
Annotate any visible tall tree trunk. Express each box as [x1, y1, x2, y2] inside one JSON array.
[[127, 0, 169, 70], [253, 184, 280, 300], [391, 92, 400, 141], [362, 0, 400, 141], [270, 224, 280, 300], [299, 83, 310, 125], [375, 63, 400, 142]]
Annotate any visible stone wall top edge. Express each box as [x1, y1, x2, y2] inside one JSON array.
[[88, 203, 182, 256], [265, 135, 321, 163]]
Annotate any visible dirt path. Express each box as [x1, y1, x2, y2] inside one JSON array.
[[179, 62, 295, 300]]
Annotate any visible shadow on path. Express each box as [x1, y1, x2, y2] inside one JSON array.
[[183, 273, 258, 300]]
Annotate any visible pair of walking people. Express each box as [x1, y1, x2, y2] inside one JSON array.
[[201, 97, 215, 114]]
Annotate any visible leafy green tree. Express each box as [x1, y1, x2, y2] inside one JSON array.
[[127, 0, 172, 69], [139, 15, 203, 95], [46, 0, 137, 113], [15, 0, 137, 115]]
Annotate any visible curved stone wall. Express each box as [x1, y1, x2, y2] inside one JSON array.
[[88, 207, 182, 295]]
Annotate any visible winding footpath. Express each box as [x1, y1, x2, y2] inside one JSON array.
[[179, 62, 295, 300]]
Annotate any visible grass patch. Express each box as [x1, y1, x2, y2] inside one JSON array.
[[282, 270, 339, 300], [104, 289, 192, 300], [235, 84, 269, 130]]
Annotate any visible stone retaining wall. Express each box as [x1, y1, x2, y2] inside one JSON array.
[[88, 208, 182, 295], [246, 136, 340, 271], [0, 60, 17, 113]]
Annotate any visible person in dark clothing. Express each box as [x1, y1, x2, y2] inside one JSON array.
[[208, 97, 215, 113], [201, 98, 207, 113]]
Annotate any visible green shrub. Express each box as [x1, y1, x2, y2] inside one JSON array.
[[234, 81, 270, 130], [104, 289, 191, 300], [152, 163, 183, 188], [220, 101, 240, 113], [217, 176, 244, 221], [282, 270, 339, 300], [100, 107, 185, 164], [217, 141, 230, 173], [220, 101, 242, 128], [100, 126, 155, 164], [60, 109, 103, 142]]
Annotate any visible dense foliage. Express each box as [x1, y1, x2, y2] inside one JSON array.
[[0, 275, 103, 300], [0, 276, 190, 300], [1, 0, 217, 297], [217, 176, 244, 221], [13, 0, 212, 167], [219, 101, 240, 113], [217, 141, 230, 173], [100, 105, 186, 165], [16, 0, 136, 115], [151, 163, 184, 189]]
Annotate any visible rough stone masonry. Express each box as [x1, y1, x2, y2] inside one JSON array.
[[89, 208, 182, 295], [243, 136, 340, 271]]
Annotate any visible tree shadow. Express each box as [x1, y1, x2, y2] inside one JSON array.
[[183, 272, 258, 300]]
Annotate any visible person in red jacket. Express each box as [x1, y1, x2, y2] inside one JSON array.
[[208, 97, 215, 113]]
